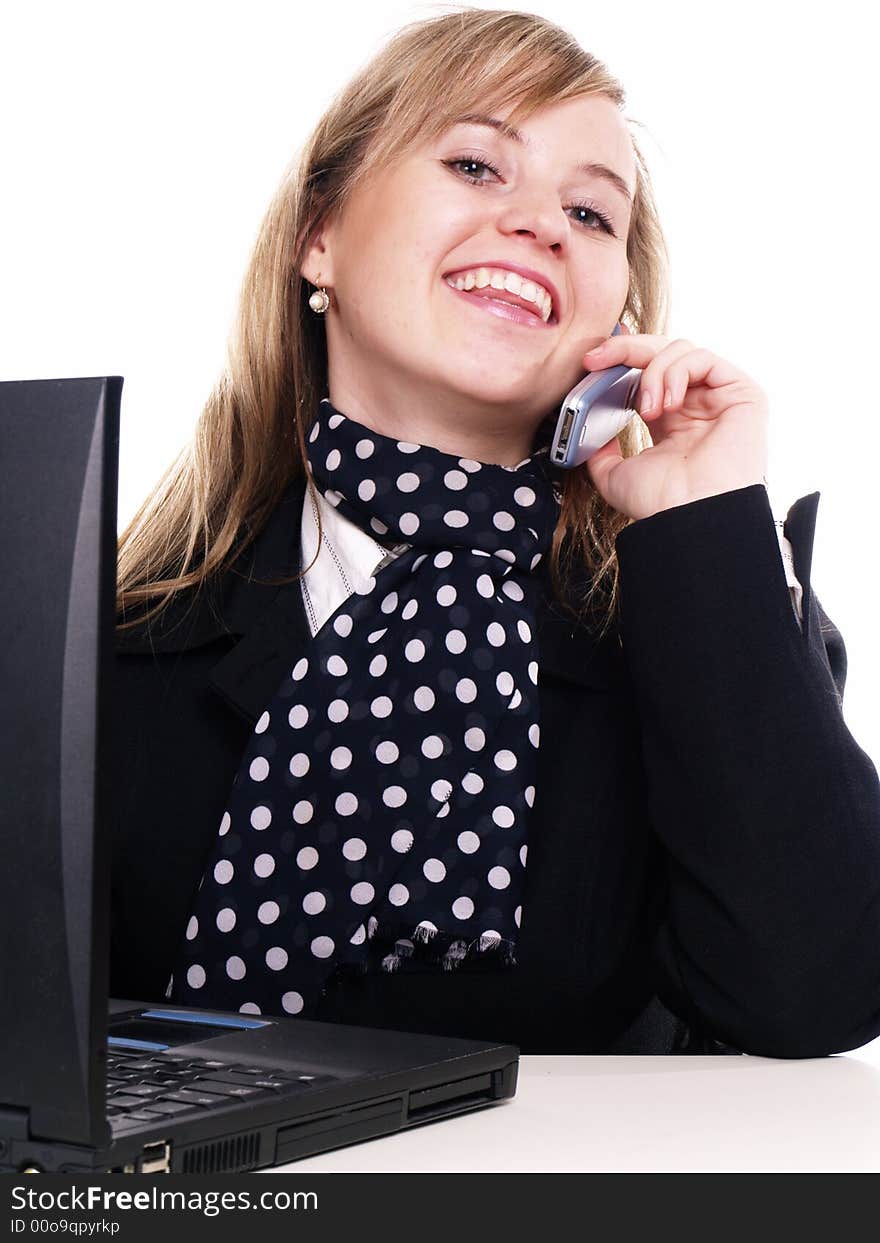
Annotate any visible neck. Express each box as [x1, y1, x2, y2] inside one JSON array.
[[324, 364, 549, 468]]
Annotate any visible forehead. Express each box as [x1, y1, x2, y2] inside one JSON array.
[[432, 95, 636, 193]]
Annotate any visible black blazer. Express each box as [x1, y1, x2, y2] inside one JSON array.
[[110, 477, 880, 1056]]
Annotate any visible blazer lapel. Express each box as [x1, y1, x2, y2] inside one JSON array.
[[205, 475, 313, 722], [207, 578, 312, 723]]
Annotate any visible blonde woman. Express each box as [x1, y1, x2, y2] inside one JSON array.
[[111, 8, 880, 1057]]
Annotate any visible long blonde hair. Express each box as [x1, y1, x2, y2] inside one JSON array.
[[116, 6, 669, 638]]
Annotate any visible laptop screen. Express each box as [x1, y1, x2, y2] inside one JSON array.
[[0, 376, 121, 1148]]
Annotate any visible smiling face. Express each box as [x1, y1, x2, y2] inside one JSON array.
[[301, 94, 637, 464]]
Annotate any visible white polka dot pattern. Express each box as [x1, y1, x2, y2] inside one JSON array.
[[171, 399, 560, 1018]]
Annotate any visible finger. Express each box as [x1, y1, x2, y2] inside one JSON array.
[[658, 358, 694, 413], [655, 359, 687, 414], [644, 348, 746, 418], [635, 340, 697, 418], [583, 331, 674, 369], [584, 335, 692, 415]]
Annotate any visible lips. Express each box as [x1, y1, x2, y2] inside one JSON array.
[[444, 283, 552, 328], [453, 283, 547, 321]]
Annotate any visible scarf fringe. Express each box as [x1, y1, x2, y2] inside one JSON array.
[[365, 917, 517, 975]]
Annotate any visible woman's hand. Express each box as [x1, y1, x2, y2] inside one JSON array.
[[583, 324, 770, 521]]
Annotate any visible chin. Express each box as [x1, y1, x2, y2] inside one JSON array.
[[443, 358, 559, 407], [448, 381, 546, 414]]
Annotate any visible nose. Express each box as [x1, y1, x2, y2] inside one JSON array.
[[494, 186, 567, 254]]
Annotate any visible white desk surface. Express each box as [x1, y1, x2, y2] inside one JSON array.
[[267, 1038, 880, 1173]]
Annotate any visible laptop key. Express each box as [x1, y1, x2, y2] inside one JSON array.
[[214, 1075, 301, 1091], [143, 1099, 197, 1115], [108, 1094, 150, 1108], [269, 1072, 337, 1086], [190, 1079, 267, 1098], [162, 1090, 229, 1108], [192, 1070, 290, 1090]]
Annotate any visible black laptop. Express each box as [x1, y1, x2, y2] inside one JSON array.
[[0, 376, 518, 1175]]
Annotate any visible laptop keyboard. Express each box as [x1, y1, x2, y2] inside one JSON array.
[[106, 1051, 339, 1131]]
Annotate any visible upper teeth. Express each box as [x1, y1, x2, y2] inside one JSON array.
[[444, 268, 554, 322]]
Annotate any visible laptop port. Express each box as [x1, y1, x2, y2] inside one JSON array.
[[139, 1141, 171, 1174]]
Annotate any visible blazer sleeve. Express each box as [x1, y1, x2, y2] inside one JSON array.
[[614, 483, 880, 1058]]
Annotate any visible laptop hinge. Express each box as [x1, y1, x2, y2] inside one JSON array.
[[0, 1105, 30, 1142]]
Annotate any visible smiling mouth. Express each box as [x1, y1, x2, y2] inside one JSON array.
[[441, 279, 558, 328], [442, 266, 558, 323]]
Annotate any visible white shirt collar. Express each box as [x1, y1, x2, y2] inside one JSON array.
[[300, 485, 411, 635], [313, 484, 395, 584]]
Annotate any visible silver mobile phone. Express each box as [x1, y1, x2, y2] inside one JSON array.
[[550, 323, 642, 469]]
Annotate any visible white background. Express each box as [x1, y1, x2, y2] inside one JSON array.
[[2, 4, 878, 898]]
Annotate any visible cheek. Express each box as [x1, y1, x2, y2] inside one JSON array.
[[569, 252, 629, 324], [330, 177, 491, 339], [337, 244, 425, 344], [338, 194, 430, 295], [352, 180, 479, 290], [341, 242, 436, 337]]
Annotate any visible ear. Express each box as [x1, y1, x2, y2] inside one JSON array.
[[300, 222, 336, 288]]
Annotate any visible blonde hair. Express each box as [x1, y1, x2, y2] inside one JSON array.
[[116, 6, 669, 639]]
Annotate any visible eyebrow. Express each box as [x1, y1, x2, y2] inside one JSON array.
[[451, 112, 634, 206]]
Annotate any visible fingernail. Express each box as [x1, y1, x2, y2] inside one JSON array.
[[640, 389, 653, 415], [584, 342, 605, 355]]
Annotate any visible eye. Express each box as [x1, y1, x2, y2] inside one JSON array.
[[443, 156, 618, 237], [443, 155, 504, 183], [568, 202, 617, 237]]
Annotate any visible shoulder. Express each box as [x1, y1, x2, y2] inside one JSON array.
[[115, 474, 309, 656]]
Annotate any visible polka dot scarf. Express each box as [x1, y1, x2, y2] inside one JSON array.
[[169, 398, 561, 1019]]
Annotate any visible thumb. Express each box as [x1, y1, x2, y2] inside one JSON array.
[[584, 432, 624, 501]]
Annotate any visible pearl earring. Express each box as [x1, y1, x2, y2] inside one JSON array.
[[308, 286, 330, 314]]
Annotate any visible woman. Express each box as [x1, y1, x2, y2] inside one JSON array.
[[111, 8, 880, 1056]]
